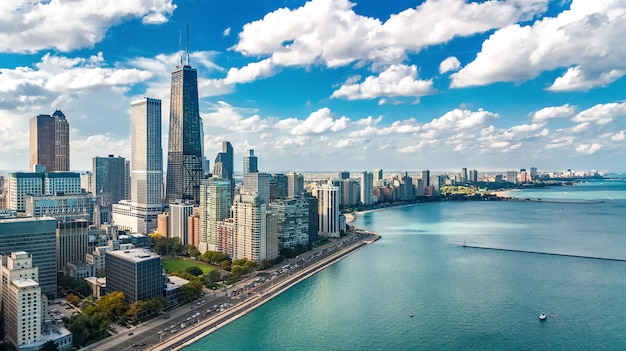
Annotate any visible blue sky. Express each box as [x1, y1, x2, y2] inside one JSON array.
[[1, 0, 625, 174]]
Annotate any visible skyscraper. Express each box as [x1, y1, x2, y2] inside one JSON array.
[[29, 110, 70, 172], [316, 183, 340, 238], [360, 171, 374, 206], [199, 178, 231, 253], [93, 155, 127, 206], [243, 149, 258, 176], [287, 172, 304, 198], [130, 98, 163, 206], [165, 62, 204, 204], [213, 141, 234, 202], [112, 98, 163, 234]]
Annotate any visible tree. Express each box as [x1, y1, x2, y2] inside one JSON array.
[[66, 293, 81, 307], [180, 278, 203, 303], [185, 265, 204, 276], [201, 270, 221, 288], [184, 245, 200, 258], [220, 259, 231, 271], [260, 259, 273, 270]]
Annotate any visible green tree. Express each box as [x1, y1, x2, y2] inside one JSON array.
[[185, 265, 204, 276], [184, 245, 200, 258], [220, 259, 231, 271], [201, 270, 221, 288], [179, 278, 203, 302]]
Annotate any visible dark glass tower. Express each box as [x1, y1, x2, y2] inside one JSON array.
[[213, 141, 234, 203], [165, 64, 204, 204]]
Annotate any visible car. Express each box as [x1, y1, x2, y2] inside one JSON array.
[[140, 343, 146, 346], [128, 332, 134, 336], [164, 315, 169, 319]]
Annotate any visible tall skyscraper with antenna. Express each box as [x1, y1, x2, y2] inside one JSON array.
[[165, 27, 204, 204]]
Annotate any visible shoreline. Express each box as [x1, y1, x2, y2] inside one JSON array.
[[151, 231, 380, 351]]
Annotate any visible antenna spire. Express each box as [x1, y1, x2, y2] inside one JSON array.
[[186, 23, 190, 66], [179, 29, 183, 66]]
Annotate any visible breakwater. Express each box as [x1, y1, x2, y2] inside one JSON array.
[[462, 244, 626, 262]]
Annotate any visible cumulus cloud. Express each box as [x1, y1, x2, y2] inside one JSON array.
[[290, 108, 350, 135], [439, 56, 461, 74], [531, 104, 575, 122], [575, 143, 603, 155], [331, 64, 434, 101], [223, 27, 231, 37], [226, 0, 548, 87], [571, 102, 626, 125], [0, 0, 176, 53], [451, 0, 626, 91], [0, 52, 152, 112]]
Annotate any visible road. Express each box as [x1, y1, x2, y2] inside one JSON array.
[[82, 230, 379, 351]]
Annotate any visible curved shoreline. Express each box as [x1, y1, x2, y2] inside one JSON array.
[[154, 231, 380, 351]]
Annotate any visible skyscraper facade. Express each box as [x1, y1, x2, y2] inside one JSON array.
[[165, 64, 204, 204], [242, 172, 270, 206], [131, 98, 163, 206], [199, 178, 231, 253], [232, 194, 267, 263], [243, 149, 258, 176], [213, 141, 234, 203], [287, 172, 304, 198], [0, 217, 57, 298], [360, 171, 374, 206], [29, 110, 70, 172], [93, 155, 127, 206], [112, 98, 163, 234], [106, 249, 163, 304], [169, 201, 193, 246], [316, 183, 340, 238]]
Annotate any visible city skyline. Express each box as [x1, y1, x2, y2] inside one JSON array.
[[1, 1, 625, 173]]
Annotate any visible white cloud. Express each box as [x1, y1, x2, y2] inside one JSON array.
[[575, 143, 603, 155], [0, 0, 176, 53], [571, 101, 626, 125], [451, 0, 626, 91], [439, 56, 461, 74], [223, 59, 276, 85], [0, 52, 152, 112], [611, 130, 626, 141], [229, 0, 548, 84], [223, 27, 231, 37], [531, 104, 575, 122], [291, 108, 350, 135], [331, 64, 434, 100]]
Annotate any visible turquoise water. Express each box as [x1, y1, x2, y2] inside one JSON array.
[[185, 180, 626, 350]]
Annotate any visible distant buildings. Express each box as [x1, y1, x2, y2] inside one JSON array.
[[213, 141, 234, 203], [169, 201, 194, 246], [287, 172, 304, 198], [165, 62, 204, 204], [7, 171, 82, 212], [243, 149, 258, 176], [29, 110, 69, 172]]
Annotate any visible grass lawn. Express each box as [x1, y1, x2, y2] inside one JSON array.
[[161, 258, 215, 274]]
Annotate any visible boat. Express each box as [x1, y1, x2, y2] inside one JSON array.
[[539, 312, 547, 321], [409, 312, 414, 318]]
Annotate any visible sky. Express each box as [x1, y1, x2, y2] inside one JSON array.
[[1, 0, 625, 174]]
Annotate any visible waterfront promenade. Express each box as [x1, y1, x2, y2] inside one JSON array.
[[84, 230, 379, 351]]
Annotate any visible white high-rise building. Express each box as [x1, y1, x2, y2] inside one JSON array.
[[232, 194, 267, 263], [1, 252, 42, 350], [199, 178, 231, 253], [169, 201, 194, 245], [360, 171, 374, 206], [112, 98, 163, 234], [315, 183, 340, 238]]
